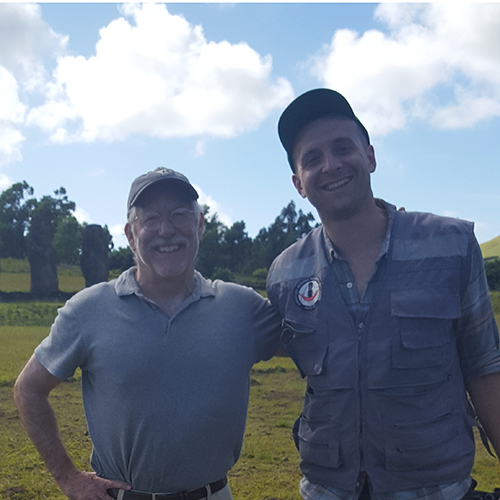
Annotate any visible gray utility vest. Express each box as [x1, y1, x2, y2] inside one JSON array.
[[267, 210, 476, 494]]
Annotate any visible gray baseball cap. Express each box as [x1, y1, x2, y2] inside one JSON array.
[[278, 88, 370, 171], [127, 167, 199, 215]]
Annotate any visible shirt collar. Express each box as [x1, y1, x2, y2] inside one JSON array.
[[115, 267, 141, 297], [115, 267, 216, 301], [323, 199, 397, 264]]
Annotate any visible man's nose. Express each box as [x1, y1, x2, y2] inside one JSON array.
[[321, 153, 342, 173], [157, 217, 176, 234]]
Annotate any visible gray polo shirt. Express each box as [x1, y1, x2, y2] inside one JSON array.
[[35, 268, 281, 493]]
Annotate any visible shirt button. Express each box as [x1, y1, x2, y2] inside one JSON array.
[[347, 282, 353, 289], [359, 322, 364, 329]]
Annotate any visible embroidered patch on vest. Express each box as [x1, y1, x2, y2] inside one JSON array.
[[294, 278, 321, 310]]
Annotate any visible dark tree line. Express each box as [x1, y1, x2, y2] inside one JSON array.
[[195, 201, 317, 281], [110, 201, 318, 282], [0, 181, 317, 285], [6, 181, 497, 290], [0, 182, 84, 263], [0, 181, 112, 294]]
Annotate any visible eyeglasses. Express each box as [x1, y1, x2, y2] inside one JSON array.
[[135, 208, 195, 231]]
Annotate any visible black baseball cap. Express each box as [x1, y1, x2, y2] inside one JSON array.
[[127, 167, 199, 215], [278, 88, 369, 171]]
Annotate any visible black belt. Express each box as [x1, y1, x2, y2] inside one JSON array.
[[108, 477, 227, 500]]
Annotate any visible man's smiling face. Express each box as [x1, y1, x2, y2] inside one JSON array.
[[292, 117, 376, 222], [126, 183, 204, 285]]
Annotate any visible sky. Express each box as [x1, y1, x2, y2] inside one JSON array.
[[1, 2, 500, 250]]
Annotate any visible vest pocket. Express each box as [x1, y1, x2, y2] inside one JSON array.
[[281, 320, 328, 378], [391, 288, 460, 369], [296, 415, 342, 468], [384, 411, 469, 471]]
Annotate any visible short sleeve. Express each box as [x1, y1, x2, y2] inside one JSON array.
[[250, 290, 282, 363], [35, 296, 87, 380]]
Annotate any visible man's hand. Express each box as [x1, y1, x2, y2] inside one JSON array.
[[59, 469, 131, 500]]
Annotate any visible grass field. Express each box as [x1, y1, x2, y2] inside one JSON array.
[[1, 262, 500, 498], [482, 235, 500, 260], [0, 273, 85, 294], [2, 328, 500, 500], [0, 331, 304, 499]]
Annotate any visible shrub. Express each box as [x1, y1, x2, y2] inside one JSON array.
[[211, 267, 235, 282], [485, 258, 500, 291], [252, 268, 268, 280]]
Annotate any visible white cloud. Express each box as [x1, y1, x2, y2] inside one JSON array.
[[27, 3, 293, 144], [0, 4, 66, 167], [0, 172, 12, 191], [109, 223, 128, 249], [193, 184, 233, 228], [0, 67, 26, 167], [311, 3, 500, 136], [73, 206, 92, 225], [0, 3, 66, 89], [195, 139, 207, 157]]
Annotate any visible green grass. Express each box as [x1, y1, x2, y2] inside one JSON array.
[[0, 273, 31, 293], [481, 236, 500, 260], [0, 332, 303, 499], [0, 272, 84, 294], [0, 259, 31, 274], [3, 326, 500, 499], [0, 303, 62, 328], [0, 326, 50, 386], [0, 257, 85, 294], [230, 357, 304, 499], [0, 259, 84, 276], [0, 379, 91, 500], [1, 265, 500, 498]]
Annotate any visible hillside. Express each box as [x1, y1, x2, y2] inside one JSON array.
[[481, 235, 500, 259]]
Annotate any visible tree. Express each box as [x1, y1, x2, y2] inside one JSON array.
[[28, 197, 60, 294], [251, 201, 316, 270], [0, 181, 35, 259], [109, 246, 135, 272], [53, 215, 83, 265], [27, 188, 77, 294], [196, 208, 228, 278], [223, 221, 252, 274]]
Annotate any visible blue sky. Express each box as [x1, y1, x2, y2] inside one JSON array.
[[1, 3, 500, 249]]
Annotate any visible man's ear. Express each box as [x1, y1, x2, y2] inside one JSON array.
[[292, 173, 307, 198], [367, 144, 376, 173], [197, 211, 205, 239], [124, 223, 136, 253]]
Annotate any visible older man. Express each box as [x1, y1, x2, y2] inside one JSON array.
[[15, 167, 281, 500], [267, 89, 500, 500]]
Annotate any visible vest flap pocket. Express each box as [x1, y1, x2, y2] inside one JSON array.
[[282, 320, 327, 378], [297, 416, 341, 468], [391, 288, 461, 320], [384, 411, 464, 471], [391, 288, 460, 357]]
